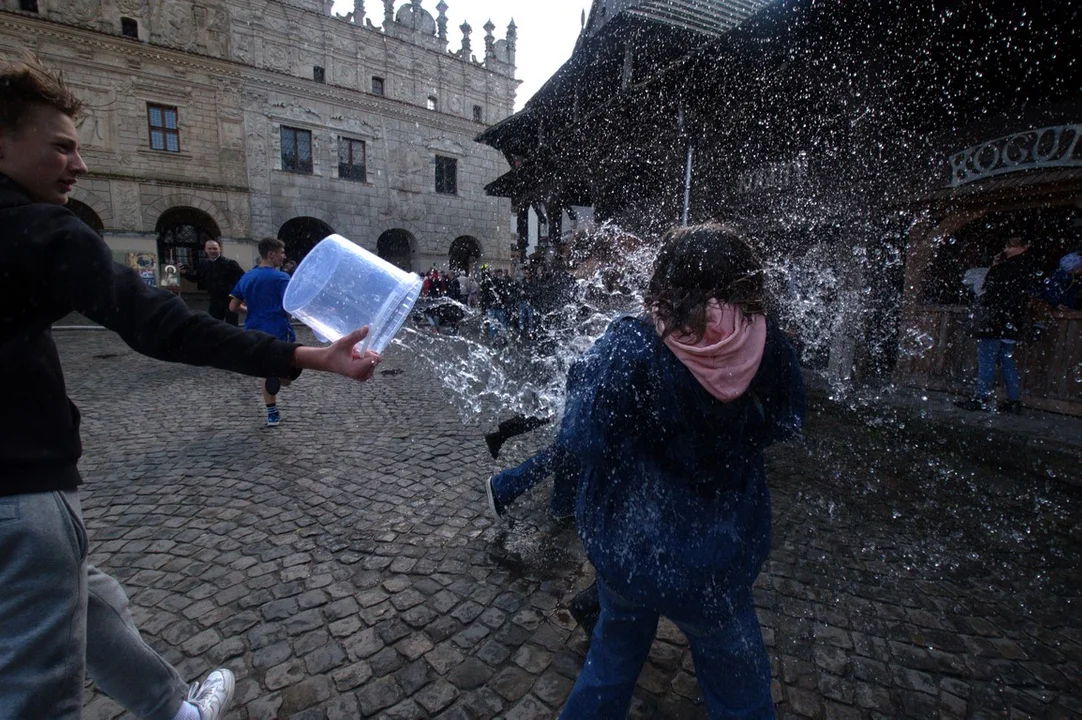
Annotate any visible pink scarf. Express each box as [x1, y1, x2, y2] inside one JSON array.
[[655, 301, 767, 402]]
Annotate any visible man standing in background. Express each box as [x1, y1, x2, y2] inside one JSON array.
[[179, 238, 244, 325]]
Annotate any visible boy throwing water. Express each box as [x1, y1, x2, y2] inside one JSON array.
[[230, 237, 295, 426]]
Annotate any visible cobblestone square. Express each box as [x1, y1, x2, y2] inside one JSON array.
[[60, 329, 1079, 719]]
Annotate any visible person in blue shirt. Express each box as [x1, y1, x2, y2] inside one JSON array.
[[554, 224, 805, 719], [230, 237, 296, 426]]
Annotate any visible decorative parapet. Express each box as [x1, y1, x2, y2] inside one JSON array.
[[458, 20, 472, 60], [436, 0, 448, 41], [948, 124, 1082, 186], [736, 154, 809, 193], [483, 19, 496, 59]]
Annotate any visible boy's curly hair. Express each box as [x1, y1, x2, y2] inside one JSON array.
[[0, 53, 83, 133], [646, 224, 768, 341]]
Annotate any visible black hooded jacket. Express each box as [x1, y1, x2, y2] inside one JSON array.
[[0, 173, 299, 496]]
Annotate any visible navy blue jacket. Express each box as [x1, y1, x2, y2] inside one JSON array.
[[558, 316, 805, 625]]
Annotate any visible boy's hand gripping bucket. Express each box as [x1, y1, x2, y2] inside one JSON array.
[[284, 234, 423, 353]]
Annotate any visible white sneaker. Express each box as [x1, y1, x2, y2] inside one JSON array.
[[187, 668, 235, 720], [485, 476, 505, 521]]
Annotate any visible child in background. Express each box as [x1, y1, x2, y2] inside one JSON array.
[[230, 237, 296, 426]]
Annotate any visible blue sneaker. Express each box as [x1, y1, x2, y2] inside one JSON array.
[[266, 408, 281, 427]]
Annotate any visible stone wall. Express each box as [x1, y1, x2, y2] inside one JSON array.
[[0, 0, 517, 274]]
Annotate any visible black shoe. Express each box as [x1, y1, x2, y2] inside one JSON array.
[[569, 583, 600, 639], [484, 432, 504, 460], [996, 400, 1022, 414], [265, 377, 281, 395], [954, 398, 990, 412]]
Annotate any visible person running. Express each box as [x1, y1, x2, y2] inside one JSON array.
[[0, 55, 381, 720], [550, 224, 805, 718], [229, 237, 295, 427]]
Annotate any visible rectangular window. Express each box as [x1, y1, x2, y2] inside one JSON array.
[[19, 0, 38, 12], [371, 76, 384, 96], [337, 137, 366, 182], [435, 155, 457, 195], [313, 66, 325, 83], [280, 126, 313, 173], [427, 95, 438, 112], [121, 17, 139, 38], [472, 105, 483, 123], [147, 103, 180, 152]]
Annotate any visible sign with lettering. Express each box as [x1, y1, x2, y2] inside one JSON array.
[[948, 124, 1082, 187], [736, 154, 809, 193]]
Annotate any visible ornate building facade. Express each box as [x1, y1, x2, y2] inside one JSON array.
[[0, 0, 519, 283]]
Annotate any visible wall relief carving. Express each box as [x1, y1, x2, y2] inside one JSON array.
[[112, 182, 142, 232], [391, 147, 425, 194]]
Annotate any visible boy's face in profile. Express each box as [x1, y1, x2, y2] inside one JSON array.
[[0, 103, 88, 205]]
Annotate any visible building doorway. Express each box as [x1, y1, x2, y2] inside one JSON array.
[[449, 235, 482, 275], [278, 217, 334, 264], [377, 229, 415, 272], [156, 207, 220, 269]]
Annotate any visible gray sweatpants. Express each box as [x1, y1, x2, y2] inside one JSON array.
[[0, 490, 189, 720]]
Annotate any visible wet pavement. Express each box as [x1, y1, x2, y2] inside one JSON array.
[[56, 328, 1080, 719]]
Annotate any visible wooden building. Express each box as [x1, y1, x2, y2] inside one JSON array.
[[477, 0, 1081, 414]]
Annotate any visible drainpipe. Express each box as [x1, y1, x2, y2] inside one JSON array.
[[682, 145, 694, 226], [679, 103, 693, 225]]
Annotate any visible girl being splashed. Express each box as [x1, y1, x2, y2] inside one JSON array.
[[557, 224, 805, 719]]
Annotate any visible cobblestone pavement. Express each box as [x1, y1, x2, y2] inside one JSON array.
[[55, 328, 1079, 719]]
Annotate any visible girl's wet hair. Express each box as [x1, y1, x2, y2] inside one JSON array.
[[646, 223, 768, 340]]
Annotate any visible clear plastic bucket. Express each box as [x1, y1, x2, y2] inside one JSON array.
[[284, 234, 423, 354]]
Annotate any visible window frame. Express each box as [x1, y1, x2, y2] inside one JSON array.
[[371, 76, 385, 96], [121, 16, 139, 38], [435, 155, 458, 196], [19, 0, 38, 12], [280, 126, 314, 174], [427, 95, 438, 112], [337, 137, 367, 183], [146, 103, 180, 153], [313, 66, 326, 83], [472, 105, 483, 123]]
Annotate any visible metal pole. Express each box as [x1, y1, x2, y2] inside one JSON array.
[[682, 145, 694, 225]]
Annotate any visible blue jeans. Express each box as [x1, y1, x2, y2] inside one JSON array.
[[518, 301, 536, 335], [560, 581, 774, 720], [486, 308, 509, 339], [490, 445, 576, 518], [976, 339, 1020, 401], [0, 491, 188, 720]]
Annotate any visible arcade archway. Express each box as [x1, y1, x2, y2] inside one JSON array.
[[377, 229, 415, 272], [156, 206, 220, 268], [278, 217, 334, 264], [449, 235, 482, 274]]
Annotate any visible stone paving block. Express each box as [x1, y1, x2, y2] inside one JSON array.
[[504, 694, 553, 720], [356, 675, 404, 716], [424, 643, 466, 676], [395, 659, 431, 696], [304, 641, 346, 675], [446, 656, 494, 691], [294, 629, 331, 656], [330, 661, 374, 692]]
